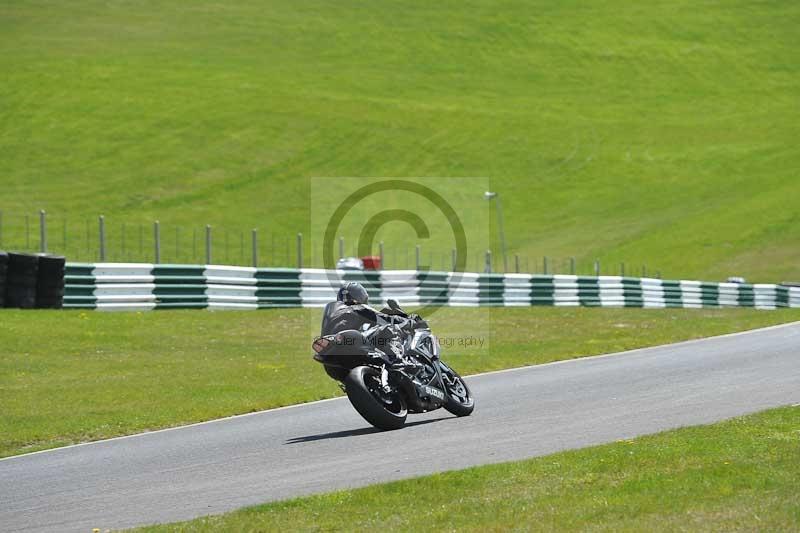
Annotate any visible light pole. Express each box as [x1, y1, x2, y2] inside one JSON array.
[[484, 191, 508, 272]]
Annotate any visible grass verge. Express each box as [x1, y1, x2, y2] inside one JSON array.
[[136, 405, 800, 532], [1, 307, 799, 458]]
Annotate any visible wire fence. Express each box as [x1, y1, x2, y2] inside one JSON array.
[[0, 210, 662, 277]]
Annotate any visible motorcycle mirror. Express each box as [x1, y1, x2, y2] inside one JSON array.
[[387, 298, 401, 311]]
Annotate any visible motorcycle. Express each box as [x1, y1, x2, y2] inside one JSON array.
[[312, 299, 474, 430]]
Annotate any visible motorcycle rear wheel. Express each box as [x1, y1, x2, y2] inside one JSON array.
[[345, 366, 408, 430]]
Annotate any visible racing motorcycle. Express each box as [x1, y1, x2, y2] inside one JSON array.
[[312, 299, 474, 430]]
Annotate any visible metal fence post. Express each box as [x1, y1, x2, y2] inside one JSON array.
[[570, 257, 576, 275], [642, 265, 647, 278], [452, 248, 457, 272], [484, 250, 492, 273], [225, 230, 229, 264], [154, 221, 161, 264], [252, 229, 258, 267], [99, 215, 106, 261], [205, 225, 212, 264], [594, 259, 600, 276], [297, 233, 303, 268], [378, 241, 384, 269], [620, 262, 625, 277], [514, 254, 520, 273], [339, 237, 344, 259], [543, 256, 549, 275], [415, 245, 421, 271], [39, 210, 47, 253]]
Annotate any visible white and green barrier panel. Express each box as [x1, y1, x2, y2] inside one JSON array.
[[63, 263, 800, 311]]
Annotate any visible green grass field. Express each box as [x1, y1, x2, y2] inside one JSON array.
[[2, 3, 797, 529], [138, 405, 800, 532], [1, 1, 798, 280], [1, 307, 799, 458]]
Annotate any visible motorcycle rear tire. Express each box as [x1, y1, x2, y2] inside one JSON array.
[[345, 366, 407, 431]]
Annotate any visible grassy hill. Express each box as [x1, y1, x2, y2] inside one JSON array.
[[1, 1, 798, 280]]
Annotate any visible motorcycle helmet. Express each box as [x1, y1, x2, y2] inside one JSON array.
[[337, 282, 369, 305]]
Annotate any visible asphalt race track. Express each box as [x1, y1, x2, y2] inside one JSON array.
[[2, 322, 799, 532]]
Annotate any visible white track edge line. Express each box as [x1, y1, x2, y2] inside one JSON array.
[[468, 319, 800, 379], [0, 397, 345, 462], [2, 319, 798, 463]]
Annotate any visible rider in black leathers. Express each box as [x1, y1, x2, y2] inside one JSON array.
[[322, 282, 422, 366]]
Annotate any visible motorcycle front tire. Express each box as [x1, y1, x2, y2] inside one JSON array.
[[443, 370, 475, 417]]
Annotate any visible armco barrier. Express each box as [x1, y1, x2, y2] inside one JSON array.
[[63, 263, 800, 311]]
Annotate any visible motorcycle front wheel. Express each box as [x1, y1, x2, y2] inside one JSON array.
[[440, 365, 475, 417], [345, 366, 408, 430]]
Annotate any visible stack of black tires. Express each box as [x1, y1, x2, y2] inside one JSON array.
[[0, 251, 65, 309], [0, 251, 7, 308], [36, 255, 66, 308]]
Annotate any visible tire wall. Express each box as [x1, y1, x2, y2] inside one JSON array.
[[36, 255, 66, 309], [0, 251, 65, 309], [0, 251, 7, 308]]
